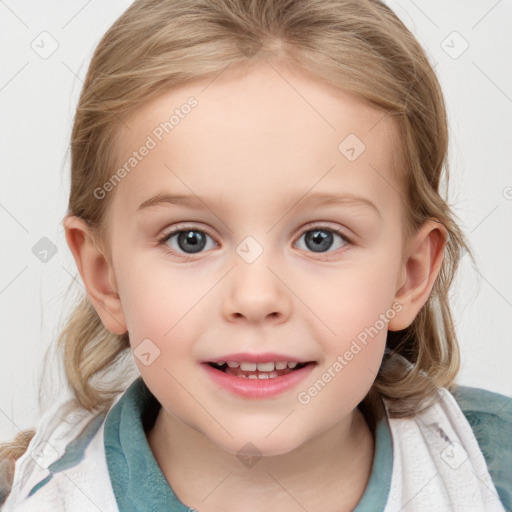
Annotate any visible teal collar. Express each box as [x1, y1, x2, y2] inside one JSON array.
[[104, 377, 393, 511]]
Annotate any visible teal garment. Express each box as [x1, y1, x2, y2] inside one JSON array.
[[450, 385, 512, 510], [103, 377, 512, 511]]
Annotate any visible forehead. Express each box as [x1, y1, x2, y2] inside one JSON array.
[[110, 61, 401, 217]]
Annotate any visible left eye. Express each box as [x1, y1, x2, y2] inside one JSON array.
[[295, 226, 350, 254]]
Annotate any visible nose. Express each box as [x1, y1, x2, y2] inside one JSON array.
[[222, 255, 292, 324]]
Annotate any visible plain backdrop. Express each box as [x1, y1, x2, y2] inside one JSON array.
[[1, 0, 511, 442]]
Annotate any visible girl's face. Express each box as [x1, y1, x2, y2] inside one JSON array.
[[103, 62, 408, 455]]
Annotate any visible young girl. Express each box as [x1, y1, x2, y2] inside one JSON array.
[[1, 0, 510, 510]]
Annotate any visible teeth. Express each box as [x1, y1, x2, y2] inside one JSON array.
[[231, 370, 281, 379], [220, 360, 304, 373], [240, 362, 257, 371]]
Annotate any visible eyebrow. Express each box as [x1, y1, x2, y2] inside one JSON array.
[[136, 191, 381, 218]]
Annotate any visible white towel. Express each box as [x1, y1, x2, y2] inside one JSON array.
[[2, 396, 118, 512], [383, 387, 506, 511]]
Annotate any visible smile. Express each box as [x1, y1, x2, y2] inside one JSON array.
[[207, 360, 310, 379], [202, 359, 317, 399]]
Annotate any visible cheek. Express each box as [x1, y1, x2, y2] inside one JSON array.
[[301, 245, 401, 395], [121, 270, 205, 410], [308, 258, 400, 344], [297, 277, 392, 416], [114, 265, 205, 397], [116, 252, 203, 337]]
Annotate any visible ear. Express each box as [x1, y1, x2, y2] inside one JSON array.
[[388, 219, 447, 331], [62, 215, 127, 335]]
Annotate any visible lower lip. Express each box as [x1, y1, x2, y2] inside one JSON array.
[[201, 363, 316, 399]]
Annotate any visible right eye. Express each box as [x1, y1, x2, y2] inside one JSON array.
[[157, 227, 218, 256]]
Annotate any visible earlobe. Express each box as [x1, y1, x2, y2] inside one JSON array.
[[62, 215, 127, 335], [387, 219, 447, 332]]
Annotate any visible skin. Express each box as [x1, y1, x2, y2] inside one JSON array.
[[64, 60, 446, 512]]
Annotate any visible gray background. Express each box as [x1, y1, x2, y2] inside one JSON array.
[[1, 0, 511, 442]]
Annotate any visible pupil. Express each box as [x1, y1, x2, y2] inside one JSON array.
[[306, 230, 332, 252], [178, 231, 206, 253]]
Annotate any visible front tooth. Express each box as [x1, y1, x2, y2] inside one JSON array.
[[248, 374, 258, 379], [275, 361, 287, 370], [257, 362, 275, 372], [216, 361, 225, 366], [227, 361, 240, 368], [257, 373, 269, 379], [287, 362, 298, 369], [240, 362, 257, 371]]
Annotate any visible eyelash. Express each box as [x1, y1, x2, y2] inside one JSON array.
[[156, 222, 353, 260]]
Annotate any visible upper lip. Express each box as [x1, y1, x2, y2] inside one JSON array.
[[203, 352, 314, 363]]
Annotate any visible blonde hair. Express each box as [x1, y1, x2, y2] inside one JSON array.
[[1, 0, 475, 497]]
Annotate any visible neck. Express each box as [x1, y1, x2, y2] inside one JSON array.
[[147, 406, 375, 512]]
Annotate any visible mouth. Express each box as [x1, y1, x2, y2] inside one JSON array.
[[206, 360, 314, 379], [202, 357, 317, 399]]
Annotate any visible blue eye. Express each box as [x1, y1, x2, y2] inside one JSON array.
[[157, 228, 217, 255], [296, 226, 350, 254], [157, 224, 352, 258]]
